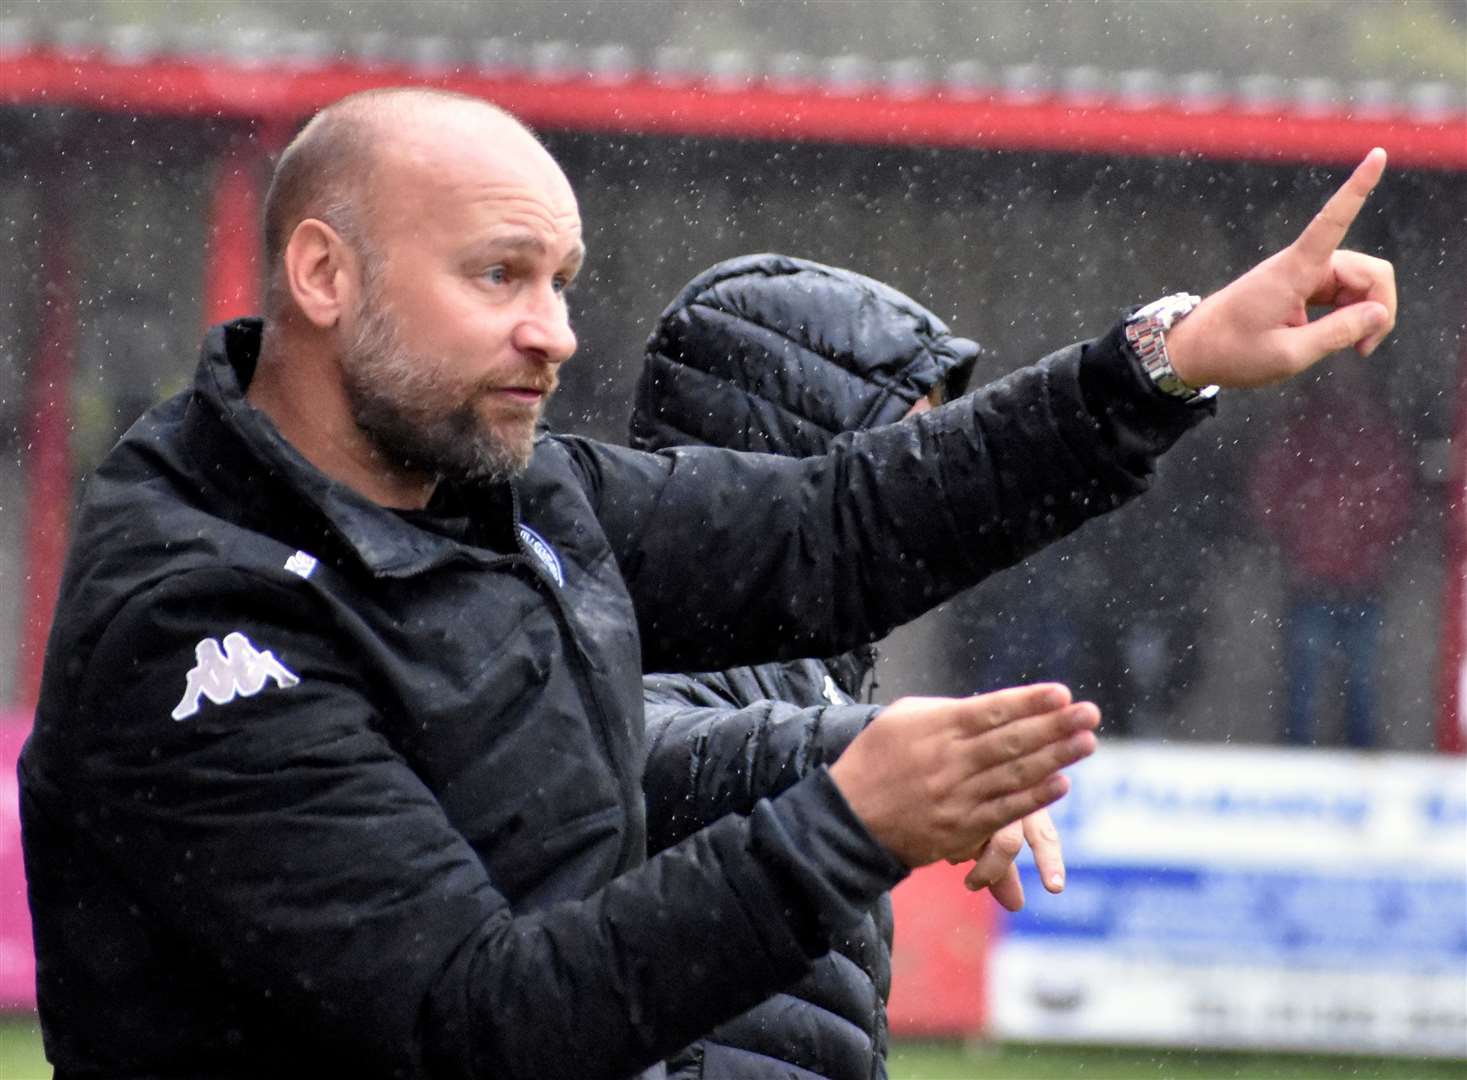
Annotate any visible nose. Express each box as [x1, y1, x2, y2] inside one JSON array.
[[514, 287, 577, 366]]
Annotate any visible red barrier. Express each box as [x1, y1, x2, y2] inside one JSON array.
[[202, 142, 268, 327], [887, 862, 998, 1036], [0, 715, 35, 1009], [5, 47, 1466, 170]]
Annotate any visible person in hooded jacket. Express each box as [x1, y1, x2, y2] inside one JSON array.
[[633, 255, 1055, 1080]]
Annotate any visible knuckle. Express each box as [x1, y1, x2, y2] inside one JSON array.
[[1314, 209, 1346, 237], [992, 794, 1030, 831], [930, 798, 961, 835], [993, 830, 1024, 860], [966, 799, 998, 834], [1279, 342, 1310, 374], [921, 772, 949, 810]]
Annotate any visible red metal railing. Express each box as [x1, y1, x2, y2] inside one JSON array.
[[5, 46, 1466, 168]]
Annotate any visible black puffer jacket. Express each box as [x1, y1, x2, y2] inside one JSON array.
[[634, 255, 980, 1080]]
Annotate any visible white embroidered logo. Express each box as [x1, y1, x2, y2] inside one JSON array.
[[517, 524, 565, 587], [283, 550, 318, 579], [171, 631, 301, 721], [821, 674, 847, 706]]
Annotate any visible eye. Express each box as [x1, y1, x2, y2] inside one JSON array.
[[483, 265, 509, 285], [552, 274, 575, 296]]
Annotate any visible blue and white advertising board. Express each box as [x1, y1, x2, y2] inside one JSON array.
[[990, 744, 1467, 1058]]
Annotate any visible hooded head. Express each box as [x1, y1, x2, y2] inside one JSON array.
[[629, 254, 979, 456]]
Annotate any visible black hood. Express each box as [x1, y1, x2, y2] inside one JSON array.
[[630, 253, 980, 456]]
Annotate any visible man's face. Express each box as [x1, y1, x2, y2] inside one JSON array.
[[337, 111, 583, 485]]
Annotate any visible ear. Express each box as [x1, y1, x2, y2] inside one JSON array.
[[282, 218, 360, 329]]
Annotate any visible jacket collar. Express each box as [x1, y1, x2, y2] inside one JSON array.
[[188, 318, 516, 578]]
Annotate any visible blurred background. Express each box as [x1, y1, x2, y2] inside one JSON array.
[[2, 1, 1464, 1076]]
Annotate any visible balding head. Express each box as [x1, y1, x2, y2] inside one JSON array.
[[249, 86, 582, 507], [262, 88, 548, 310]]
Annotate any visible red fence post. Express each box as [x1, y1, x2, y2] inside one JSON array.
[[203, 134, 269, 326], [888, 863, 996, 1037]]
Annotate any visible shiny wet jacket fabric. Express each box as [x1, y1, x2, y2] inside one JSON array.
[[635, 254, 982, 1080], [630, 254, 980, 459]]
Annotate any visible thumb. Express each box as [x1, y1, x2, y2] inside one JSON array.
[[1287, 302, 1389, 367]]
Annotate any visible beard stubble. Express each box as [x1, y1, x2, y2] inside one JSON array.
[[340, 286, 548, 486]]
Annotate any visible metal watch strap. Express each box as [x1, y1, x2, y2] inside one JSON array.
[[1124, 293, 1219, 404]]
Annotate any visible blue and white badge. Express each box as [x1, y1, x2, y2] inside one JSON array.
[[517, 524, 565, 587]]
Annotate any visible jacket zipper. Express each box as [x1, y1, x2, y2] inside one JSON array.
[[509, 486, 642, 875]]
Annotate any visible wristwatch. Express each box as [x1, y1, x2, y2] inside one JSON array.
[[1123, 293, 1219, 405]]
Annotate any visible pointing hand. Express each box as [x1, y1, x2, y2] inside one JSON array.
[[1166, 148, 1396, 390]]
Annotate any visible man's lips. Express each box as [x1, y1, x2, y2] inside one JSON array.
[[483, 381, 556, 405]]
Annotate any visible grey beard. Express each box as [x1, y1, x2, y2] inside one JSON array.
[[341, 300, 534, 486]]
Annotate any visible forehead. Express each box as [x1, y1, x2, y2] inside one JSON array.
[[370, 105, 581, 251]]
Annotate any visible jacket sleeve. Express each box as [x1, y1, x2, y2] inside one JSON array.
[[46, 567, 906, 1080], [571, 322, 1213, 672], [642, 670, 879, 854]]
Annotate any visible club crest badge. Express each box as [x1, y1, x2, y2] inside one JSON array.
[[517, 524, 565, 587]]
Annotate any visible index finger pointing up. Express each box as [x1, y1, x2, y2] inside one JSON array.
[[1292, 148, 1388, 264]]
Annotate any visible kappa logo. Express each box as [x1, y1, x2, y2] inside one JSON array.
[[171, 631, 301, 721], [517, 524, 565, 587]]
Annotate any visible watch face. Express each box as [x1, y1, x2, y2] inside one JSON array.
[[1136, 297, 1175, 320], [1135, 292, 1201, 328]]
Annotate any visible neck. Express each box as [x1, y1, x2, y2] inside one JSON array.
[[248, 323, 437, 510]]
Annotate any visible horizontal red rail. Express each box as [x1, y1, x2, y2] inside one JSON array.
[[6, 48, 1466, 168]]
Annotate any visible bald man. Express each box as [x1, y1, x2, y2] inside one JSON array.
[[20, 88, 1395, 1079]]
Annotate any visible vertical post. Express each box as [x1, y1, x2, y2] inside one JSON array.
[[888, 863, 996, 1037], [202, 132, 269, 327], [1437, 334, 1467, 754], [19, 196, 76, 710]]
